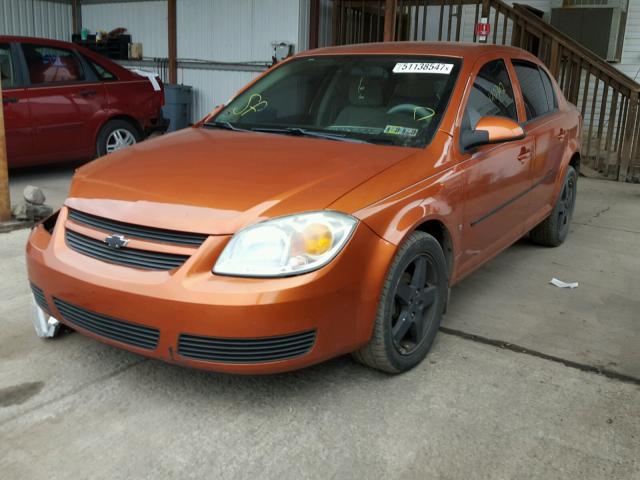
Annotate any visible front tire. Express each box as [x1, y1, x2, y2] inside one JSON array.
[[530, 165, 577, 247], [352, 231, 448, 373], [96, 119, 141, 157]]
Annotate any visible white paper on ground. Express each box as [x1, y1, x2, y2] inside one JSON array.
[[550, 278, 579, 289], [130, 68, 161, 91]]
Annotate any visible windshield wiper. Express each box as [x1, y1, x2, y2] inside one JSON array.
[[250, 126, 368, 144], [202, 121, 249, 132]]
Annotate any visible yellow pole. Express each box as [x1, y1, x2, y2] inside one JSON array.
[[0, 79, 11, 222]]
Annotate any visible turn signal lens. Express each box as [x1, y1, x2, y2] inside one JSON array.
[[302, 223, 333, 255]]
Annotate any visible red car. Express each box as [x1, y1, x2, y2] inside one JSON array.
[[1, 36, 165, 168]]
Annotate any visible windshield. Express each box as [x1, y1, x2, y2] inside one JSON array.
[[209, 55, 462, 148]]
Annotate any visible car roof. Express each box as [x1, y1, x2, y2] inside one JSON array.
[[0, 35, 80, 49], [298, 41, 536, 62]]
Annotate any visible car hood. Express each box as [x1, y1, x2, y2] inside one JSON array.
[[67, 128, 418, 235]]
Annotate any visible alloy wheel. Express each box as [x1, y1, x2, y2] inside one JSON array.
[[557, 173, 576, 232], [106, 128, 137, 153], [390, 254, 439, 355]]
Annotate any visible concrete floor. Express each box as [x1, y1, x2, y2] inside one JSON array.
[[1, 169, 639, 479]]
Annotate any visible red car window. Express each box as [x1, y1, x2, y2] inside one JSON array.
[[22, 44, 85, 85]]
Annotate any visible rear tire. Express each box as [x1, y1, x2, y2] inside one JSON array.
[[96, 119, 141, 157], [352, 231, 448, 373], [530, 166, 577, 247]]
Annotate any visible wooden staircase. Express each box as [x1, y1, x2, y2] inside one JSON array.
[[324, 0, 640, 182]]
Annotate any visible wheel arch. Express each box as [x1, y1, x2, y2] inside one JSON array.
[[101, 114, 144, 138], [569, 151, 580, 176], [413, 218, 455, 281]]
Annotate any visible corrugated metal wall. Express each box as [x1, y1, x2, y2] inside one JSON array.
[[0, 0, 72, 40], [81, 0, 306, 121]]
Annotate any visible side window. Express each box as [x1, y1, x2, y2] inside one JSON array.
[[539, 67, 558, 111], [512, 60, 550, 121], [86, 57, 116, 81], [462, 59, 518, 132], [0, 44, 15, 89], [22, 44, 85, 85]]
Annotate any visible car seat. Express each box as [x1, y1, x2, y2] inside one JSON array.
[[334, 75, 388, 127]]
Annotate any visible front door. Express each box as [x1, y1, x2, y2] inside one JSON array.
[[457, 58, 533, 274], [1, 43, 33, 167]]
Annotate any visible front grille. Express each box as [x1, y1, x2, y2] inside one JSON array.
[[30, 283, 50, 313], [66, 229, 189, 271], [178, 330, 316, 363], [68, 208, 208, 246], [53, 298, 159, 350]]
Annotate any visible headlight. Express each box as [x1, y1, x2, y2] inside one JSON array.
[[213, 211, 358, 277]]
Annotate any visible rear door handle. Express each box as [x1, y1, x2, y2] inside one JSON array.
[[557, 128, 566, 141], [2, 97, 18, 104], [517, 147, 531, 163]]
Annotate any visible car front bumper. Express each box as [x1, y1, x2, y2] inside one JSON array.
[[26, 211, 395, 374]]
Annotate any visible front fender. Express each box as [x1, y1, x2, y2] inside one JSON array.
[[351, 164, 464, 282]]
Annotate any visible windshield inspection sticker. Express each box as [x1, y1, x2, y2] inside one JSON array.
[[384, 125, 418, 137], [393, 62, 453, 74]]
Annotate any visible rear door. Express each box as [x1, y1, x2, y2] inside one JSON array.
[[457, 58, 534, 274], [1, 42, 33, 167], [20, 42, 107, 163], [511, 59, 565, 216]]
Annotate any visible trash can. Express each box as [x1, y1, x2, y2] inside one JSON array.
[[162, 84, 192, 132]]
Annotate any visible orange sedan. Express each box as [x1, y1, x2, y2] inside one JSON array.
[[26, 43, 581, 374]]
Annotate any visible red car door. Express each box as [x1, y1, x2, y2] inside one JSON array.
[[1, 43, 33, 167], [20, 41, 106, 164], [457, 58, 534, 274]]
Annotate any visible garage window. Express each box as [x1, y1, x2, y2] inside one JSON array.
[[22, 44, 85, 85], [0, 44, 14, 89]]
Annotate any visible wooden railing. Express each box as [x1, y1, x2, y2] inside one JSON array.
[[327, 0, 640, 182]]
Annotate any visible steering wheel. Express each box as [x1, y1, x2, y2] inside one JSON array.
[[386, 104, 436, 122]]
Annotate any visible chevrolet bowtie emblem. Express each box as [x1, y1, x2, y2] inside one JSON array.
[[104, 234, 130, 249]]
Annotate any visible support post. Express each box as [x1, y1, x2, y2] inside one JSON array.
[[383, 0, 397, 42], [481, 0, 490, 17], [168, 0, 177, 84], [72, 0, 81, 35], [0, 80, 11, 222], [618, 91, 639, 182], [309, 0, 320, 49]]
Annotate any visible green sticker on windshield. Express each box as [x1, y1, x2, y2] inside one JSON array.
[[384, 125, 418, 137]]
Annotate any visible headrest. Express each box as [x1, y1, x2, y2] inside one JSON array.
[[348, 76, 383, 107], [391, 76, 444, 101], [30, 56, 80, 84]]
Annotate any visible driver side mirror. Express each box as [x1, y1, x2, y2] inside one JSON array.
[[460, 116, 525, 151]]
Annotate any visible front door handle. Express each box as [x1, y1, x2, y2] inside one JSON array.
[[517, 147, 531, 163], [2, 97, 18, 104]]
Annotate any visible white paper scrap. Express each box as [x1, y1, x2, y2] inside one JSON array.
[[550, 278, 579, 289], [130, 68, 161, 91]]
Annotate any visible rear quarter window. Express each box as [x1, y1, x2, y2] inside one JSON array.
[[84, 56, 117, 81]]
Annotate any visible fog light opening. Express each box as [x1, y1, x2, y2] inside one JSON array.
[[31, 300, 62, 338]]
